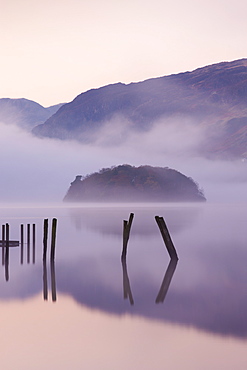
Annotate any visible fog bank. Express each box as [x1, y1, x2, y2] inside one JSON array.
[[0, 121, 246, 203]]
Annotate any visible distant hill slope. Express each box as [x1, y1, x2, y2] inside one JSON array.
[[0, 98, 64, 130], [64, 165, 206, 202], [32, 59, 247, 159]]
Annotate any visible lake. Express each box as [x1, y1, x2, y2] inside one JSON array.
[[0, 202, 246, 369]]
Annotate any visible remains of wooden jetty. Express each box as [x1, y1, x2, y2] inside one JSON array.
[[0, 240, 19, 247]]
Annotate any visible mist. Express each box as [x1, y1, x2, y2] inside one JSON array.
[[0, 119, 246, 204]]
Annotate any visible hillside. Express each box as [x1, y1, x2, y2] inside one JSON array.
[[0, 98, 64, 130], [64, 165, 206, 202], [32, 59, 247, 159]]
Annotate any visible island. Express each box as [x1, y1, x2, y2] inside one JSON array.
[[63, 165, 206, 202]]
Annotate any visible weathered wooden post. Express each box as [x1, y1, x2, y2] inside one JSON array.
[[27, 224, 30, 264], [2, 224, 5, 266], [50, 218, 57, 261], [121, 213, 134, 259], [5, 223, 9, 281], [122, 220, 128, 257], [20, 224, 24, 265], [43, 219, 48, 261], [32, 224, 36, 264], [155, 216, 178, 260]]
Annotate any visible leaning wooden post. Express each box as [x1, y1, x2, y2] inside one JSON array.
[[155, 216, 178, 260], [122, 220, 128, 259], [43, 219, 48, 261], [121, 213, 134, 259], [2, 224, 5, 266], [20, 224, 24, 265], [50, 218, 57, 261]]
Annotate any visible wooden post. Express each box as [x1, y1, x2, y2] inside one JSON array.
[[43, 219, 48, 261], [50, 218, 57, 261], [27, 224, 30, 264], [2, 224, 5, 266], [20, 224, 24, 265], [122, 220, 128, 259], [155, 216, 178, 260], [20, 224, 24, 245], [5, 223, 9, 281], [121, 213, 134, 259], [32, 224, 35, 264]]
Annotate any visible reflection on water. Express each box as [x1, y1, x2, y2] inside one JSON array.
[[0, 294, 246, 370], [43, 259, 48, 300], [121, 256, 178, 306], [67, 203, 201, 236], [0, 202, 246, 343], [121, 257, 134, 305], [43, 259, 57, 302], [0, 202, 246, 368], [156, 258, 178, 303]]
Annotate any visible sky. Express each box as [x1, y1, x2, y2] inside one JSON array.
[[0, 0, 247, 107]]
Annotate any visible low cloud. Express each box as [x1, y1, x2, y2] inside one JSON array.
[[0, 118, 246, 203]]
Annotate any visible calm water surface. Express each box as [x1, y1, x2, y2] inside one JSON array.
[[0, 202, 246, 369]]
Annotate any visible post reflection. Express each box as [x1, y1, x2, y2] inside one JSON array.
[[43, 259, 57, 302], [50, 260, 57, 302], [121, 256, 134, 305], [121, 255, 178, 305], [43, 260, 48, 300], [155, 258, 178, 303]]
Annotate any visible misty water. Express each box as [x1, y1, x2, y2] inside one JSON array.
[[0, 201, 246, 369]]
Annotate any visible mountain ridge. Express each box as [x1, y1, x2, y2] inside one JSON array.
[[32, 58, 247, 159], [0, 98, 64, 130]]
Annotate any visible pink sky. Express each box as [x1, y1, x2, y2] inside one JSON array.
[[0, 0, 246, 106]]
